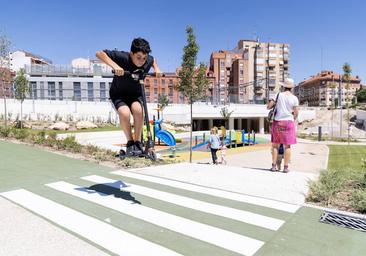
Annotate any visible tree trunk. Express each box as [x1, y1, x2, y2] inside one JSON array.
[[21, 101, 23, 129], [189, 103, 193, 163], [4, 97, 7, 128]]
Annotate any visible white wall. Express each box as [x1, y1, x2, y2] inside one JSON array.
[[10, 51, 31, 72], [0, 99, 316, 125]]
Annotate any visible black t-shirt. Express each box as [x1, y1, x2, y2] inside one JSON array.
[[104, 50, 154, 98]]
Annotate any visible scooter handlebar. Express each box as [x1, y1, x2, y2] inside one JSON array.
[[112, 70, 165, 77]]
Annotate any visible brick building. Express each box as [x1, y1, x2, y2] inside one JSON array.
[[295, 70, 362, 107]]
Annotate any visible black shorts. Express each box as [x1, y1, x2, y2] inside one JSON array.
[[111, 96, 143, 111]]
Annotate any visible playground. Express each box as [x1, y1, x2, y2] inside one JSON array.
[[142, 119, 271, 162]]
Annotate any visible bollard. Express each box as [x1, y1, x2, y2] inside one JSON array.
[[318, 126, 322, 141], [195, 136, 198, 146]]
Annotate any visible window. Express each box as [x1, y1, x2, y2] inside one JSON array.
[[38, 81, 45, 99], [269, 53, 277, 58], [154, 79, 158, 87], [168, 79, 173, 87], [58, 82, 63, 100], [100, 82, 106, 101], [48, 82, 56, 100], [87, 82, 94, 101], [169, 87, 173, 96], [256, 65, 265, 71], [73, 82, 81, 101], [30, 82, 37, 99], [161, 79, 165, 87]]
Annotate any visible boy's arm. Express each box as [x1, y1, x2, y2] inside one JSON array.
[[152, 58, 162, 77], [96, 51, 124, 76]]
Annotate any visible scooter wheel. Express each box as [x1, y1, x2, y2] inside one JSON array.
[[147, 150, 157, 161], [118, 149, 126, 160]]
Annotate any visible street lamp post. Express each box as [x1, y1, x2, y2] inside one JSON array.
[[208, 83, 213, 105]]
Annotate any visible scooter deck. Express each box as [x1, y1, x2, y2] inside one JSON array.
[[116, 150, 156, 161]]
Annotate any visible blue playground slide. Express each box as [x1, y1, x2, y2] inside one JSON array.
[[155, 130, 176, 147], [154, 119, 176, 147], [192, 140, 209, 150]]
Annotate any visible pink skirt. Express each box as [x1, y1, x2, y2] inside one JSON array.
[[271, 120, 297, 145]]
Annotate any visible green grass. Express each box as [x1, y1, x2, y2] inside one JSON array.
[[307, 145, 366, 212], [327, 145, 366, 170]]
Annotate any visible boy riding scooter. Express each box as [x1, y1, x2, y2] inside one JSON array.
[[96, 38, 161, 157]]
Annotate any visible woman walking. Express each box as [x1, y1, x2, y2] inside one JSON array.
[[207, 127, 221, 164], [267, 78, 299, 173]]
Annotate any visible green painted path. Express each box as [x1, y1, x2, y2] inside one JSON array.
[[0, 140, 365, 255]]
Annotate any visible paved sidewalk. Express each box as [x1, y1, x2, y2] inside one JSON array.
[[197, 142, 329, 174], [123, 162, 318, 205], [0, 197, 109, 256]]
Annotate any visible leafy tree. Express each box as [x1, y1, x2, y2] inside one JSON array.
[[158, 94, 169, 119], [14, 68, 30, 129], [176, 26, 209, 163], [342, 63, 352, 145], [356, 88, 366, 103], [0, 32, 11, 128]]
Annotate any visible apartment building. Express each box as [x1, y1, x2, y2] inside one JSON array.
[[210, 40, 290, 104], [210, 50, 243, 104], [295, 70, 362, 107], [237, 40, 290, 102], [9, 50, 52, 72]]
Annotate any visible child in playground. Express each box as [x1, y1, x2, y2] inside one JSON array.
[[96, 38, 161, 156], [220, 142, 227, 165]]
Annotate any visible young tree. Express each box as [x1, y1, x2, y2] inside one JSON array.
[[220, 106, 233, 129], [157, 94, 169, 119], [0, 33, 11, 128], [176, 26, 209, 163], [14, 68, 30, 129], [342, 63, 352, 145]]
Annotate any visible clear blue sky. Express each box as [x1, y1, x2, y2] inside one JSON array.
[[1, 0, 365, 84]]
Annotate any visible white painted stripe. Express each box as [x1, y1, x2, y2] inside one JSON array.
[[112, 170, 299, 213], [82, 175, 284, 231], [1, 189, 181, 256], [46, 181, 264, 256]]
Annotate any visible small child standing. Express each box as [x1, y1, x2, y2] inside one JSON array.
[[220, 143, 227, 165]]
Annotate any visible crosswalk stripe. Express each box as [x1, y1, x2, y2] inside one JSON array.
[[46, 181, 265, 256], [112, 170, 299, 213], [1, 189, 182, 256], [82, 175, 284, 231]]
